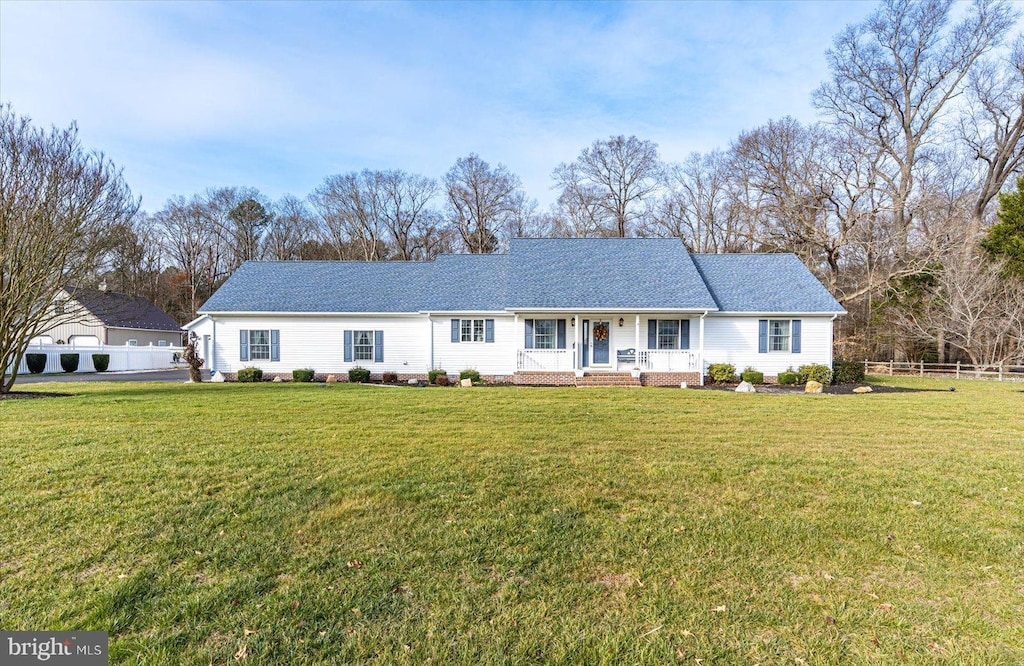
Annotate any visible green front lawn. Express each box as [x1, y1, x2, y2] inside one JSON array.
[[1, 378, 1022, 664]]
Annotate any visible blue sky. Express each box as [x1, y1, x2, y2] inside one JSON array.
[[0, 1, 877, 211]]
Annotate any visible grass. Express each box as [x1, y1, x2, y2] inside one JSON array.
[[0, 377, 1022, 664]]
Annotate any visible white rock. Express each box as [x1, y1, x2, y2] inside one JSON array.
[[853, 386, 872, 393], [679, 381, 688, 389], [805, 380, 823, 394], [272, 376, 282, 383], [735, 381, 756, 393], [408, 378, 419, 386], [211, 371, 225, 383], [460, 378, 473, 388]]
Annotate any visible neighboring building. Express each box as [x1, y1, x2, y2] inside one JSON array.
[[33, 286, 183, 348], [184, 238, 846, 386]]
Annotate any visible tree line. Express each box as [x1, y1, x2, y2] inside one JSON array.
[[3, 0, 1023, 391]]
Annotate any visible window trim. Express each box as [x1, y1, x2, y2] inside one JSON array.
[[532, 319, 557, 350], [460, 318, 486, 343], [248, 329, 271, 360], [657, 320, 680, 350], [767, 319, 791, 353], [352, 330, 375, 362], [126, 339, 138, 347]]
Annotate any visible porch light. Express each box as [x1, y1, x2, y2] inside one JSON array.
[[618, 318, 624, 327]]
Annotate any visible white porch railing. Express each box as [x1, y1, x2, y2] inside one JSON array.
[[15, 342, 185, 375], [638, 350, 698, 372], [517, 349, 573, 371]]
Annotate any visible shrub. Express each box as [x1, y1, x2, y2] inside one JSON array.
[[348, 367, 371, 383], [428, 369, 447, 385], [707, 363, 736, 384], [382, 371, 399, 383], [832, 359, 865, 385], [91, 354, 110, 372], [59, 353, 79, 373], [435, 374, 451, 386], [292, 368, 315, 383], [778, 371, 799, 385], [740, 367, 764, 384], [26, 353, 46, 374], [238, 367, 263, 383], [459, 369, 481, 384], [798, 363, 833, 385]]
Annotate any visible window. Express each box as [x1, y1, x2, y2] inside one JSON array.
[[657, 320, 680, 349], [533, 319, 556, 349], [157, 340, 168, 347], [353, 330, 374, 361], [127, 339, 138, 347], [461, 319, 485, 342], [769, 319, 791, 352], [249, 330, 271, 360]]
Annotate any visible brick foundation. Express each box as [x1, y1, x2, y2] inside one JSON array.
[[639, 372, 701, 387], [513, 371, 577, 386]]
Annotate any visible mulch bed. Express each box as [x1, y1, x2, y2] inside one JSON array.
[[0, 391, 70, 401], [698, 383, 946, 395]]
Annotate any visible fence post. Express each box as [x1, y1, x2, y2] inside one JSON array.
[[920, 360, 924, 377], [999, 363, 1003, 381], [889, 360, 894, 376], [863, 359, 868, 376], [956, 361, 960, 379]]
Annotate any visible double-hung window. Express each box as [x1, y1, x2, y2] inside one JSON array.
[[657, 320, 680, 349], [249, 330, 271, 359], [353, 330, 374, 361], [461, 319, 485, 342], [533, 319, 556, 349], [768, 320, 791, 352]]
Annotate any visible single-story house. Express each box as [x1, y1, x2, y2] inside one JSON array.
[[184, 238, 846, 386], [33, 286, 183, 348]]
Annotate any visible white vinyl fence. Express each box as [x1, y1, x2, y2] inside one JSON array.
[[16, 342, 185, 375]]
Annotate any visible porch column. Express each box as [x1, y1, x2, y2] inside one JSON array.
[[634, 315, 640, 364], [699, 313, 706, 385], [573, 314, 580, 371], [513, 313, 519, 371]]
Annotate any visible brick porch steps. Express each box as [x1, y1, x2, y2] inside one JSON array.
[[575, 372, 642, 387]]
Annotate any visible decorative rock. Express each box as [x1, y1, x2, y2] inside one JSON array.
[[408, 378, 420, 386], [853, 386, 872, 394], [805, 380, 823, 393], [460, 378, 473, 388], [735, 380, 756, 393], [325, 374, 337, 383], [210, 371, 225, 383], [679, 381, 688, 389], [272, 376, 283, 383]]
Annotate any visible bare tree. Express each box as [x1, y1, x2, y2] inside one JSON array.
[[0, 107, 138, 393], [377, 170, 439, 260], [653, 150, 744, 252], [444, 154, 524, 254], [265, 195, 318, 260], [814, 0, 1016, 258], [156, 196, 214, 320], [553, 135, 663, 238], [228, 196, 272, 264], [960, 35, 1024, 239], [310, 171, 387, 260]]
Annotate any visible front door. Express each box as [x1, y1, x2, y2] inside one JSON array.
[[592, 320, 610, 365]]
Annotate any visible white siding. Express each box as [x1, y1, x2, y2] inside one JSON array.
[[192, 315, 430, 375], [430, 315, 516, 376], [702, 315, 834, 375]]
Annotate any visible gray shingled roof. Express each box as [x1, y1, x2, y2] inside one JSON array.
[[199, 241, 845, 314], [67, 288, 182, 331], [507, 238, 718, 310], [691, 254, 846, 313]]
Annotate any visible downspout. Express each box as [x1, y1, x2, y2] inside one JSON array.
[[699, 311, 708, 386], [427, 313, 434, 373], [829, 313, 838, 368], [211, 317, 217, 374]]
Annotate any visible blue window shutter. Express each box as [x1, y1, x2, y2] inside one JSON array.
[[556, 319, 566, 349], [758, 320, 768, 353], [791, 320, 801, 353], [451, 318, 460, 343], [680, 319, 690, 350], [270, 330, 280, 362], [239, 330, 249, 362], [485, 319, 495, 343], [374, 330, 384, 362], [647, 320, 657, 349], [525, 319, 534, 349], [343, 330, 353, 362]]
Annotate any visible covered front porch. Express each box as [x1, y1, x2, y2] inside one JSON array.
[[513, 313, 705, 381]]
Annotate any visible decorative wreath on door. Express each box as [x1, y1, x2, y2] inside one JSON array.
[[593, 322, 609, 342]]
